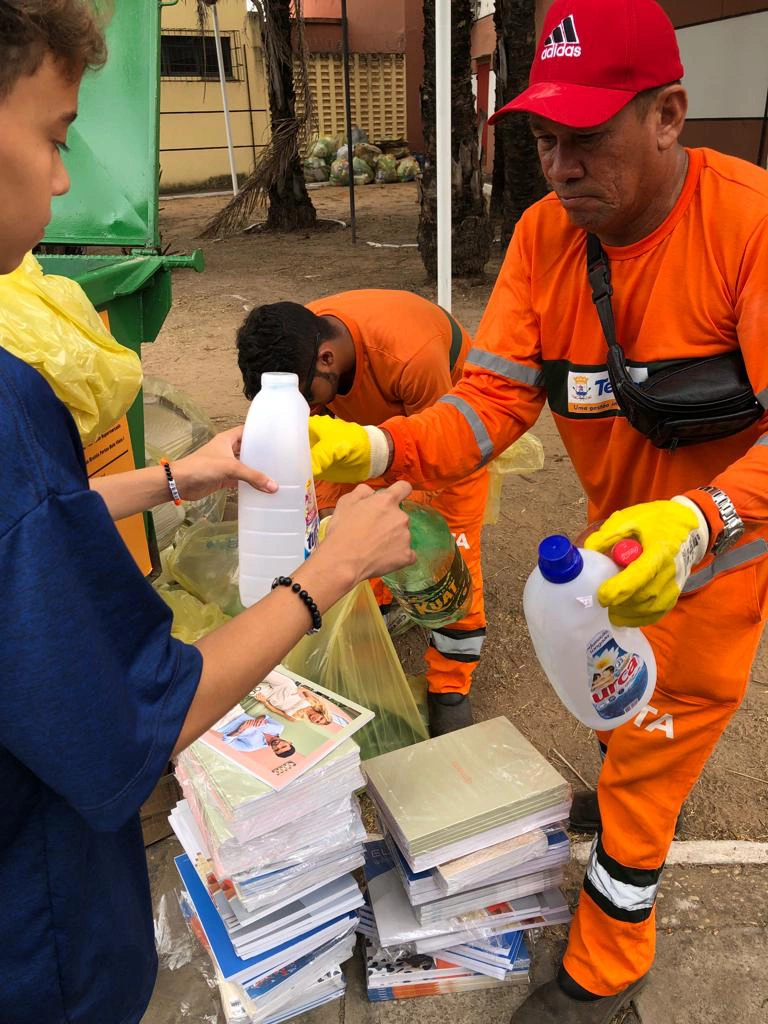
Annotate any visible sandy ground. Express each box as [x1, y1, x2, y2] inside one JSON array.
[[145, 181, 768, 841]]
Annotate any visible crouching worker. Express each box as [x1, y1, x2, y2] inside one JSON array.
[[236, 290, 489, 736]]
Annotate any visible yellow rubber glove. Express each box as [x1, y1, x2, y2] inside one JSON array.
[[309, 416, 391, 483], [584, 497, 709, 627]]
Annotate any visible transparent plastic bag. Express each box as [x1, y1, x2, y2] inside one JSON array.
[[143, 377, 228, 550], [0, 252, 142, 445], [151, 890, 222, 1023], [329, 158, 349, 186], [283, 578, 429, 761], [178, 762, 365, 878], [165, 519, 242, 616], [396, 157, 420, 182], [484, 431, 546, 525]]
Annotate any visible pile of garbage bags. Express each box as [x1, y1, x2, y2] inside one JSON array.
[[303, 127, 420, 187]]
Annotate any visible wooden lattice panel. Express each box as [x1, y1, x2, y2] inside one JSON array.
[[298, 52, 407, 143]]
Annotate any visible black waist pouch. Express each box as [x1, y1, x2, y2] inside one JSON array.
[[587, 233, 763, 450]]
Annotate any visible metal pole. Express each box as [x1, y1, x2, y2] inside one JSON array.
[[436, 0, 451, 311], [242, 43, 258, 170], [757, 82, 768, 168], [211, 3, 239, 196], [341, 0, 357, 243]]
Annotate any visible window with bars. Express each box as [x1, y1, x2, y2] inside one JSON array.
[[161, 32, 240, 81]]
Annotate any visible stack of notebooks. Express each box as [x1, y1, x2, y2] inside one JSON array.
[[170, 667, 375, 1024], [359, 718, 573, 1001]]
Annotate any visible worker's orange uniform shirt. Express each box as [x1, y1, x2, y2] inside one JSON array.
[[385, 148, 768, 547], [307, 289, 470, 425]]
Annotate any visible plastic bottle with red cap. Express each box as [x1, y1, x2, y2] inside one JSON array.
[[523, 534, 656, 730]]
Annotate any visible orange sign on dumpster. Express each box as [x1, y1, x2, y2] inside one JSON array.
[[84, 417, 153, 577]]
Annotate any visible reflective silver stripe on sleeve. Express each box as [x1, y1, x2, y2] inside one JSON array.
[[756, 435, 768, 446], [429, 632, 486, 658], [682, 538, 768, 595], [438, 394, 494, 465], [756, 387, 768, 410], [466, 348, 545, 387], [586, 841, 659, 913]]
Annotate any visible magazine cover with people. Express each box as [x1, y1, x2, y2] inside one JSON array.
[[201, 668, 373, 790]]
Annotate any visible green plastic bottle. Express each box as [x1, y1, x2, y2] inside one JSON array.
[[382, 501, 473, 629]]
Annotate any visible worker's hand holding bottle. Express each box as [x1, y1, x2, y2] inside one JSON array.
[[309, 415, 390, 482], [584, 497, 709, 626]]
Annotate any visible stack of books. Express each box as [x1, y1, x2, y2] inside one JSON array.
[[359, 718, 573, 1001], [170, 667, 374, 1023]]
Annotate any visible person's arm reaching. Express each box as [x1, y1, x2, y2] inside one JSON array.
[[310, 221, 547, 488], [173, 480, 414, 754], [90, 426, 276, 520], [584, 217, 768, 627], [680, 216, 768, 539]]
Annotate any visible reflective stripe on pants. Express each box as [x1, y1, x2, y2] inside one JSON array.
[[563, 549, 768, 996]]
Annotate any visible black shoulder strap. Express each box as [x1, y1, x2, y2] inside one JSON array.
[[585, 233, 620, 351]]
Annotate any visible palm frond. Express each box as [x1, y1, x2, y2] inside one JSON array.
[[200, 0, 316, 239]]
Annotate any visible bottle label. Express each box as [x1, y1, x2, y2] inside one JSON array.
[[304, 479, 319, 559], [399, 547, 472, 626], [587, 630, 649, 721]]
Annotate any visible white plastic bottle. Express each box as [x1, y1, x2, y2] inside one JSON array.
[[238, 373, 319, 606], [523, 534, 656, 731]]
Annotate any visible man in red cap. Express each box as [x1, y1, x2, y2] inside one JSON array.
[[307, 1, 768, 1019]]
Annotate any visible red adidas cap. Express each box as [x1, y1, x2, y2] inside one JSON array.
[[489, 0, 684, 129]]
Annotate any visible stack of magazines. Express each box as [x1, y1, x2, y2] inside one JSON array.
[[358, 718, 573, 1001], [170, 667, 374, 1024]]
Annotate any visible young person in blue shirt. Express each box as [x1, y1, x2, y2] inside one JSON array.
[[0, 4, 413, 1023]]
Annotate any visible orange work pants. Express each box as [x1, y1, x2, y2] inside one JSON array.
[[316, 466, 488, 696], [562, 551, 768, 996]]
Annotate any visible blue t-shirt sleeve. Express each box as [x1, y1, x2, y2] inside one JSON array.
[[0, 487, 202, 830]]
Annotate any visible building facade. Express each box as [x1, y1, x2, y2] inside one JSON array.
[[159, 0, 422, 191], [160, 0, 269, 190]]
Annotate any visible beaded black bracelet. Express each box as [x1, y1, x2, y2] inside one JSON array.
[[271, 575, 322, 634]]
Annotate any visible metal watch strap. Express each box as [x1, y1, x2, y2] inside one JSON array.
[[697, 486, 745, 555]]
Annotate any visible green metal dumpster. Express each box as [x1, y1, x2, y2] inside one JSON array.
[[37, 0, 203, 480]]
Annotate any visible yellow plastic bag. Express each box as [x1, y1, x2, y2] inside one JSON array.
[[0, 253, 142, 445], [165, 519, 242, 617], [155, 582, 231, 643], [484, 431, 546, 525], [283, 579, 430, 761]]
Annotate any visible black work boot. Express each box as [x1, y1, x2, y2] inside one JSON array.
[[569, 789, 602, 833], [427, 692, 473, 736], [569, 789, 685, 835], [510, 972, 647, 1023]]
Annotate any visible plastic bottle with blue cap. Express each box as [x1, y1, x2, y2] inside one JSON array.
[[523, 534, 656, 730]]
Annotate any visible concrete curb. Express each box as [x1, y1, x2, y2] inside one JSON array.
[[573, 840, 768, 866]]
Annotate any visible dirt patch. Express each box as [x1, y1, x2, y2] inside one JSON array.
[[147, 183, 768, 841]]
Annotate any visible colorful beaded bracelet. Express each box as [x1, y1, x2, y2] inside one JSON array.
[[159, 458, 182, 507]]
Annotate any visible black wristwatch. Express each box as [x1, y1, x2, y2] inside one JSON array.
[[697, 486, 744, 555]]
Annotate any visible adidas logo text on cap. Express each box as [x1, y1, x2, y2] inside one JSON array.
[[542, 14, 581, 59], [488, 0, 685, 130]]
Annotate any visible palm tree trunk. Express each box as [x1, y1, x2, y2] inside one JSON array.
[[418, 0, 492, 280], [491, 0, 546, 248], [200, 0, 316, 238], [263, 0, 316, 231]]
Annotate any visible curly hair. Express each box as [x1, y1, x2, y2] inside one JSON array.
[[0, 0, 109, 100], [236, 302, 333, 400]]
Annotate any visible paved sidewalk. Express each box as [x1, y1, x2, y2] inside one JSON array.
[[143, 839, 768, 1024]]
